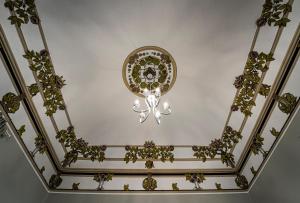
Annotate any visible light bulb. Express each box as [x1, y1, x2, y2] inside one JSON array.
[[134, 99, 140, 106], [139, 112, 146, 123], [163, 102, 169, 110], [155, 111, 161, 118], [155, 110, 161, 124]]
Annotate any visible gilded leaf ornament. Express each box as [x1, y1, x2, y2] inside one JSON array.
[[23, 50, 65, 116], [17, 125, 26, 137], [123, 184, 130, 191], [256, 0, 292, 27], [235, 174, 249, 189], [56, 126, 107, 167], [142, 175, 157, 191], [49, 174, 62, 189], [186, 173, 205, 190], [275, 92, 298, 114], [250, 134, 268, 158], [123, 46, 177, 97], [72, 183, 80, 190], [31, 134, 47, 157], [1, 0, 296, 192], [1, 92, 21, 114], [250, 166, 257, 175], [215, 183, 222, 190], [124, 141, 174, 169], [39, 166, 45, 174], [93, 174, 112, 190], [270, 127, 280, 137], [193, 126, 241, 167], [4, 0, 39, 27], [172, 183, 179, 191], [233, 51, 274, 116]]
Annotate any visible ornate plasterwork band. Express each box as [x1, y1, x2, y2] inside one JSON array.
[[1, 0, 299, 192], [122, 46, 177, 97]]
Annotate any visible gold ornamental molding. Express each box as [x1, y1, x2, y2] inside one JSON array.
[[1, 0, 299, 193]]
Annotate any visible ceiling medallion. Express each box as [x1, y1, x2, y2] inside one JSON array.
[[122, 46, 177, 124]]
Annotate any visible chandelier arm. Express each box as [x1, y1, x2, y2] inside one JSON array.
[[156, 96, 161, 108], [145, 97, 152, 110], [156, 105, 171, 115], [160, 111, 171, 115], [154, 114, 161, 125], [140, 111, 150, 123], [132, 107, 149, 113]]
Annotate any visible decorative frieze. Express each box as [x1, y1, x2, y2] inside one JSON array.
[[124, 141, 174, 169]]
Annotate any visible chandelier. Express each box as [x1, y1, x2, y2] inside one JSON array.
[[133, 88, 171, 124], [122, 46, 177, 124]]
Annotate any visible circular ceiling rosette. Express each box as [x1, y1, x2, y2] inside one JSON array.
[[122, 46, 177, 97]]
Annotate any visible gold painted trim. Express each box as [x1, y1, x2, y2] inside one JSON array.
[[61, 168, 235, 175]]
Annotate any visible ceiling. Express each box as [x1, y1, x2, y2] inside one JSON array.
[[0, 0, 299, 192], [0, 0, 272, 145]]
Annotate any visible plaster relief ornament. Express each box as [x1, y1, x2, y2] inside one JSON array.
[[122, 46, 177, 124]]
